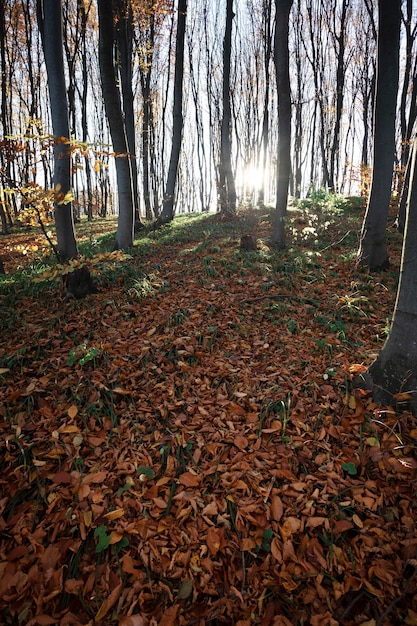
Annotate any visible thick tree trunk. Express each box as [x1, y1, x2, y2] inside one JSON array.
[[355, 137, 417, 412], [37, 0, 78, 262], [97, 0, 134, 249], [357, 0, 401, 270], [158, 0, 187, 225], [218, 0, 237, 219], [271, 0, 293, 248]]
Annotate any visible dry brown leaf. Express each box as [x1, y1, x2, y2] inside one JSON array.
[[270, 495, 284, 521], [118, 616, 145, 626], [178, 471, 200, 487]]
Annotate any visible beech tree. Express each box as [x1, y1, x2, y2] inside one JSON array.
[[97, 0, 134, 249], [218, 0, 237, 218], [357, 0, 401, 270], [114, 0, 142, 230], [37, 0, 78, 262], [355, 134, 417, 413], [158, 0, 187, 225], [271, 0, 293, 248], [137, 5, 157, 220]]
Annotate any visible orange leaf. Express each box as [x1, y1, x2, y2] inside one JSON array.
[[270, 495, 284, 522], [95, 582, 123, 621], [121, 554, 143, 577], [271, 537, 283, 562], [32, 616, 57, 626], [202, 501, 218, 516], [234, 435, 249, 450], [152, 497, 168, 509], [241, 537, 257, 551], [207, 527, 224, 556], [67, 404, 78, 418], [113, 387, 131, 395], [64, 579, 84, 594], [178, 471, 200, 487], [332, 520, 354, 535], [306, 517, 327, 529], [84, 470, 107, 484], [118, 617, 145, 626], [103, 508, 124, 520], [52, 471, 72, 484], [159, 605, 179, 626], [348, 364, 367, 374], [78, 483, 90, 501]]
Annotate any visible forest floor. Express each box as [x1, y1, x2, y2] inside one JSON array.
[[1, 200, 417, 626]]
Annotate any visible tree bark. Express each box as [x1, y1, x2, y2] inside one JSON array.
[[78, 0, 93, 221], [158, 0, 187, 225], [37, 0, 78, 262], [328, 0, 349, 193], [138, 12, 157, 221], [114, 0, 142, 229], [258, 0, 273, 205], [357, 0, 401, 270], [355, 136, 417, 413], [271, 0, 293, 248], [97, 0, 134, 249], [218, 0, 237, 219]]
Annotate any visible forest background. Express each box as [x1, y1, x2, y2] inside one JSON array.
[[1, 0, 417, 625]]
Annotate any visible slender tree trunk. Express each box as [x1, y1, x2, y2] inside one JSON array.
[[258, 0, 273, 205], [97, 0, 134, 249], [79, 0, 93, 221], [138, 12, 156, 221], [158, 0, 187, 225], [293, 0, 303, 199], [357, 0, 401, 270], [115, 0, 142, 229], [37, 0, 78, 262], [355, 136, 417, 413], [0, 1, 10, 234], [271, 0, 293, 248], [218, 0, 237, 218], [328, 0, 349, 192]]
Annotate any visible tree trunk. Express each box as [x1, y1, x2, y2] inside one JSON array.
[[37, 0, 78, 262], [328, 0, 349, 193], [271, 0, 293, 248], [218, 0, 237, 219], [97, 0, 134, 249], [78, 0, 93, 221], [138, 12, 156, 221], [158, 0, 187, 225], [114, 0, 142, 229], [355, 136, 417, 413], [357, 0, 401, 270], [258, 0, 273, 205]]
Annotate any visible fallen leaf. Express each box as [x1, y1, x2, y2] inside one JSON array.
[[178, 471, 200, 487]]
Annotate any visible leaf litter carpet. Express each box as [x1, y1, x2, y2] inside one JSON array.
[[1, 214, 417, 625]]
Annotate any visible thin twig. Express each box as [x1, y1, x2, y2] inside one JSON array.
[[243, 294, 296, 303], [320, 230, 352, 251]]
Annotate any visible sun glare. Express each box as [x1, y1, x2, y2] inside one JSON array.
[[237, 163, 272, 205]]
